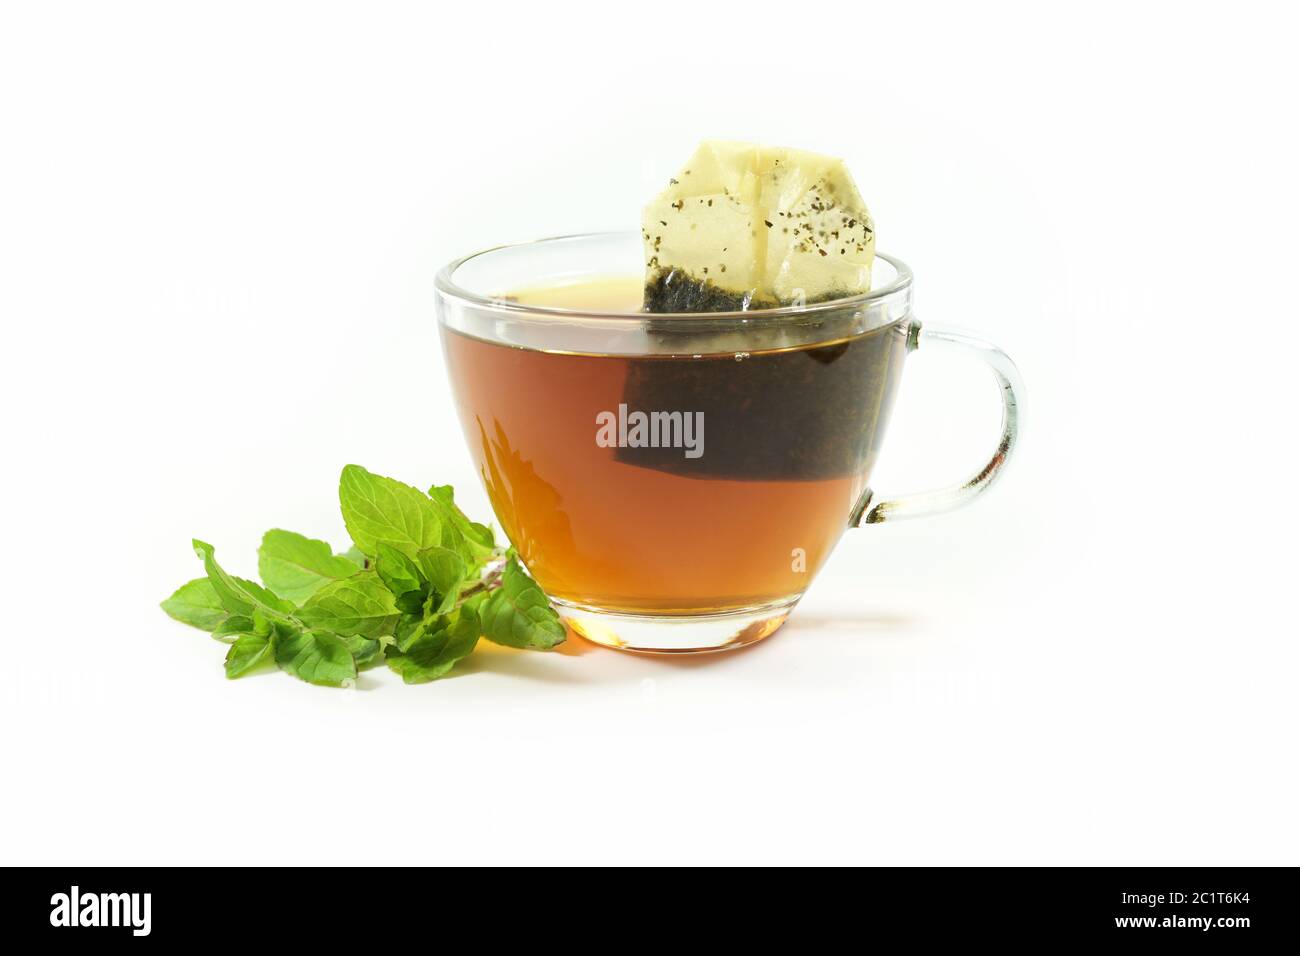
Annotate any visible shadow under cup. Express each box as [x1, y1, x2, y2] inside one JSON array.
[[435, 232, 1016, 653]]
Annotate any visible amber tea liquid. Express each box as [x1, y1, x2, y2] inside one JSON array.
[[442, 277, 907, 614]]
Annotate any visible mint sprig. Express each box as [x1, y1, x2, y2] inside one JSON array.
[[160, 464, 566, 687]]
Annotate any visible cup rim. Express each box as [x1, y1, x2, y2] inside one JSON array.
[[435, 230, 913, 324]]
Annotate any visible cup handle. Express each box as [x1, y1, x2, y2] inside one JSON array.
[[849, 321, 1025, 527]]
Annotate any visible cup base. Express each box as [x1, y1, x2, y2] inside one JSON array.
[[552, 596, 799, 654]]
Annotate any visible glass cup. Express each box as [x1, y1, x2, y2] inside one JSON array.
[[435, 232, 1023, 653]]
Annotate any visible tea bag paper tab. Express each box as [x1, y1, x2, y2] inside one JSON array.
[[642, 141, 875, 312]]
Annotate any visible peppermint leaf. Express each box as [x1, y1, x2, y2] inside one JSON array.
[[414, 546, 467, 615], [427, 484, 496, 564], [297, 571, 399, 638], [344, 634, 383, 669], [211, 615, 257, 644], [480, 557, 565, 650], [161, 578, 228, 631], [385, 605, 481, 684], [258, 529, 361, 603], [225, 634, 273, 678], [375, 543, 426, 613], [191, 539, 296, 623], [339, 465, 442, 558], [272, 627, 357, 687]]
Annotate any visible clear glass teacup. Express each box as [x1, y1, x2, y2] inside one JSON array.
[[435, 232, 1023, 653]]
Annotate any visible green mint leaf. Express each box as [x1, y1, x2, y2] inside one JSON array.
[[414, 546, 467, 615], [192, 538, 254, 614], [257, 529, 362, 603], [161, 578, 228, 631], [375, 543, 426, 612], [480, 557, 566, 650], [235, 577, 297, 615], [385, 605, 481, 684], [191, 539, 296, 623], [374, 543, 419, 586], [427, 484, 496, 562], [296, 571, 399, 637], [272, 627, 357, 687], [224, 633, 273, 678], [393, 613, 425, 653], [213, 611, 275, 643], [394, 592, 427, 616], [339, 465, 442, 558], [212, 615, 257, 644], [344, 634, 383, 668], [436, 522, 492, 575]]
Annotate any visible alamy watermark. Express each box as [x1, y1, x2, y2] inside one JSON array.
[[596, 404, 704, 459], [50, 885, 151, 936]]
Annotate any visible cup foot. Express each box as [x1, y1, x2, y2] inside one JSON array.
[[552, 597, 798, 654]]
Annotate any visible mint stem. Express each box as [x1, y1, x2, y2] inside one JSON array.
[[454, 550, 508, 607]]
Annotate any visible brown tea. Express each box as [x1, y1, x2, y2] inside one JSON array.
[[441, 278, 907, 613]]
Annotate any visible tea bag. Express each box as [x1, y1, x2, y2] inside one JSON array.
[[613, 328, 906, 482], [642, 141, 875, 312], [615, 142, 891, 483]]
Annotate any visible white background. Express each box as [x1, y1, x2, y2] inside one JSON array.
[[2, 0, 1297, 865]]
